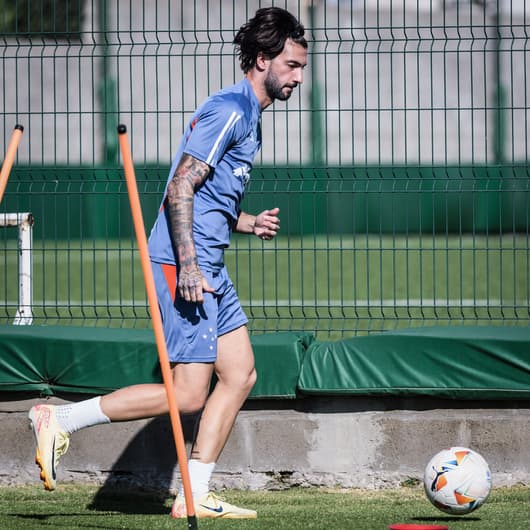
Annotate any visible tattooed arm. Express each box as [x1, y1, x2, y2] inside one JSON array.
[[235, 207, 280, 240], [166, 153, 214, 303]]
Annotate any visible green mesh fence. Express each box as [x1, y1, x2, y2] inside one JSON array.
[[1, 0, 528, 338]]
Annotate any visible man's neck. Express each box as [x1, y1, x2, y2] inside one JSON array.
[[245, 71, 272, 111]]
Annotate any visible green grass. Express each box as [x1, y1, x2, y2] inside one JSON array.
[[0, 484, 528, 530]]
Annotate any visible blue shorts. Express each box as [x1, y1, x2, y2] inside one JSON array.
[[151, 261, 248, 363]]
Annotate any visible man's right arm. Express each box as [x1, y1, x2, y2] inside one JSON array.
[[166, 153, 212, 303]]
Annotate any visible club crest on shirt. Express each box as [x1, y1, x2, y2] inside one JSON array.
[[233, 164, 251, 185]]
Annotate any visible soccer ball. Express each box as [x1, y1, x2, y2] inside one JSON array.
[[423, 446, 492, 515]]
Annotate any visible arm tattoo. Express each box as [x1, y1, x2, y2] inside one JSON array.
[[166, 154, 210, 270]]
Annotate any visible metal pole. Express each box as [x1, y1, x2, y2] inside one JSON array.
[[491, 0, 505, 164], [307, 0, 324, 166], [99, 0, 119, 165], [14, 213, 34, 325]]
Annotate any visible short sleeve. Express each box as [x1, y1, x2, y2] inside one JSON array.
[[183, 99, 245, 168]]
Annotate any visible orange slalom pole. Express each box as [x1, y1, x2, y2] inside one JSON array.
[[117, 124, 197, 529], [0, 124, 24, 204]]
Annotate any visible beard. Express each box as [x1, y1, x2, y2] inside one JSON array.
[[264, 69, 295, 101]]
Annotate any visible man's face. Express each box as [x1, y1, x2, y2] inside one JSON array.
[[264, 39, 308, 102]]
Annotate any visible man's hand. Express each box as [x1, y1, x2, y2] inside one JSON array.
[[178, 264, 214, 303], [253, 207, 280, 240]]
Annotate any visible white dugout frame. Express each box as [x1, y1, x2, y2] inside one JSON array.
[[0, 212, 33, 325]]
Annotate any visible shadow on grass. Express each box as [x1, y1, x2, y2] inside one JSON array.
[[88, 487, 170, 515], [412, 515, 482, 523], [7, 511, 138, 530]]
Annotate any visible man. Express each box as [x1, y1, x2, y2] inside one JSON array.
[[29, 6, 308, 519]]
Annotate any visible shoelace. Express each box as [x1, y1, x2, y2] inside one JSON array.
[[203, 492, 225, 506]]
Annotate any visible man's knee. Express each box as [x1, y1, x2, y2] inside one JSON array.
[[218, 365, 257, 396], [175, 387, 209, 414]]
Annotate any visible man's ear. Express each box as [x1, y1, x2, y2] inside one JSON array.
[[255, 52, 268, 72]]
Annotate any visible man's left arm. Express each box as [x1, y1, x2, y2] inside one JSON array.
[[236, 207, 280, 240]]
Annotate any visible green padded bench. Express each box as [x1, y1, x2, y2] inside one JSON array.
[[298, 326, 530, 399], [1, 324, 529, 400]]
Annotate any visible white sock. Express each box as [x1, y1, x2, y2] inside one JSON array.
[[179, 459, 216, 498], [54, 396, 111, 434]]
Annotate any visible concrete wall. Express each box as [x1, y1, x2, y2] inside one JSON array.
[[3, 393, 528, 492]]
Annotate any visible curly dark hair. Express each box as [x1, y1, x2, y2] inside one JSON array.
[[233, 7, 307, 73]]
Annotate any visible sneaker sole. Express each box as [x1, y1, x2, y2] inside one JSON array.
[[35, 448, 55, 491], [173, 513, 258, 519], [172, 506, 257, 519]]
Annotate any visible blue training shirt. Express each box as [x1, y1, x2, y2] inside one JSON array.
[[148, 78, 262, 271]]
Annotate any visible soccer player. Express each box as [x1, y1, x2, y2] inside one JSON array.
[[28, 6, 307, 519]]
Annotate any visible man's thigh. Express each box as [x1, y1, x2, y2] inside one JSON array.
[[215, 325, 255, 382]]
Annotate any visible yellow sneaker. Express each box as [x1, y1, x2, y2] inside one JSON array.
[[28, 404, 70, 491], [171, 492, 257, 519]]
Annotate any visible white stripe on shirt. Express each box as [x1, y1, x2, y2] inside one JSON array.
[[205, 111, 242, 166]]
